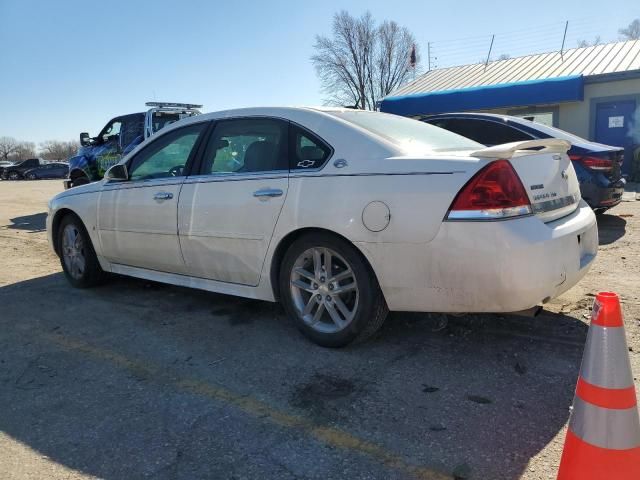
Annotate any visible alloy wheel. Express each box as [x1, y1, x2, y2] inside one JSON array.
[[62, 224, 86, 280], [289, 247, 359, 334]]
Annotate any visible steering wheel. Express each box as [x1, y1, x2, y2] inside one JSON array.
[[169, 165, 184, 177]]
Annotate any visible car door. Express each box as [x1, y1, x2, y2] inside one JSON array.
[[178, 117, 289, 286], [97, 122, 208, 274]]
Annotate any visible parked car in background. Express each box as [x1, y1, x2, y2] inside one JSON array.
[[0, 161, 15, 168], [65, 102, 202, 189], [47, 108, 597, 347], [23, 162, 69, 180], [0, 158, 41, 180], [422, 113, 625, 213]]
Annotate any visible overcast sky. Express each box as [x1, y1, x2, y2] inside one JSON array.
[[0, 0, 637, 144]]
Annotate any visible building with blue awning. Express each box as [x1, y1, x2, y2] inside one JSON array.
[[381, 40, 640, 166]]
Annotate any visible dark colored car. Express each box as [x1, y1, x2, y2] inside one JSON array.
[[23, 162, 69, 180], [422, 113, 625, 212], [0, 158, 41, 180]]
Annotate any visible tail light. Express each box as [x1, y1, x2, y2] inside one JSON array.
[[446, 159, 532, 220], [569, 154, 613, 171]]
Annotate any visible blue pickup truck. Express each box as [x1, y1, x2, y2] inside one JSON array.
[[64, 102, 201, 189]]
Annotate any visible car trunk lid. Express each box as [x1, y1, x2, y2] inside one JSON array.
[[471, 139, 581, 223]]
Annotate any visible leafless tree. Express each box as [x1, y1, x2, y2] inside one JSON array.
[[39, 140, 79, 161], [577, 36, 602, 48], [312, 11, 419, 110], [0, 136, 19, 161], [13, 141, 37, 161], [619, 19, 640, 40]]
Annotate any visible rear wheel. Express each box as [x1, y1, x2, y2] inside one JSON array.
[[58, 215, 106, 288], [279, 233, 388, 347], [25, 172, 37, 180], [8, 171, 20, 180]]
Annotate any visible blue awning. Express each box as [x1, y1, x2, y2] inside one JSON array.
[[380, 75, 584, 117]]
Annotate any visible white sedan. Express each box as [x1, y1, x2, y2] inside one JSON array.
[[47, 107, 597, 347]]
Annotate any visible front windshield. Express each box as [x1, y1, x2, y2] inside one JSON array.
[[329, 110, 483, 154]]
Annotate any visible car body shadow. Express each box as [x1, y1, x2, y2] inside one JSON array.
[[597, 213, 626, 245], [5, 212, 47, 233], [0, 272, 587, 479]]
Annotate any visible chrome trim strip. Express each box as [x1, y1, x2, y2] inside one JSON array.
[[531, 192, 581, 214], [446, 205, 533, 221]]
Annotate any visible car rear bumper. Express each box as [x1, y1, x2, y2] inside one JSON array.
[[356, 200, 597, 313], [580, 180, 625, 209]]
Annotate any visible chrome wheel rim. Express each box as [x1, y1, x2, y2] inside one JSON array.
[[62, 224, 86, 279], [290, 247, 359, 334]]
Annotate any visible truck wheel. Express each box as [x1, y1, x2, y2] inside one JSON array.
[[8, 171, 20, 180], [72, 175, 90, 187], [25, 172, 37, 180]]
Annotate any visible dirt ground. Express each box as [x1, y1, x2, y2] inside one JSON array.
[[0, 179, 638, 480]]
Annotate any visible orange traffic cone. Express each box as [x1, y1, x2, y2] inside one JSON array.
[[557, 292, 640, 479]]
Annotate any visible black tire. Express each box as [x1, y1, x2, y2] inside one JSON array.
[[57, 214, 106, 288], [8, 171, 21, 180], [279, 232, 388, 347], [71, 175, 90, 187], [25, 172, 37, 180]]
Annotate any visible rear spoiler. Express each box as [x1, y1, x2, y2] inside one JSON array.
[[471, 139, 571, 159]]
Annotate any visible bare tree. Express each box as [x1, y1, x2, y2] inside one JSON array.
[[577, 36, 602, 48], [39, 140, 79, 160], [0, 136, 19, 161], [619, 19, 640, 40], [312, 11, 419, 110], [13, 141, 37, 161]]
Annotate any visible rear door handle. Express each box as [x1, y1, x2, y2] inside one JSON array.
[[154, 192, 174, 201], [253, 188, 283, 198]]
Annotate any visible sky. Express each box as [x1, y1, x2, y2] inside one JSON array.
[[0, 0, 637, 144]]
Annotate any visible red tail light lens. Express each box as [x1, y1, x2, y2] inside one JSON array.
[[446, 159, 532, 220], [569, 154, 613, 171]]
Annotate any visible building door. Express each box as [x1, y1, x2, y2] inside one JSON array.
[[594, 99, 637, 176]]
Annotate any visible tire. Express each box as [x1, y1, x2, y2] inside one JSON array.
[[57, 214, 106, 288], [71, 175, 90, 187], [8, 171, 21, 180], [25, 172, 37, 180], [279, 232, 388, 347]]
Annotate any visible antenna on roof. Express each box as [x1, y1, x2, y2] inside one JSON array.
[[484, 35, 495, 70], [560, 21, 569, 61]]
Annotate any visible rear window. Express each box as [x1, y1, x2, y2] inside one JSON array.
[[429, 118, 534, 146], [329, 110, 483, 153]]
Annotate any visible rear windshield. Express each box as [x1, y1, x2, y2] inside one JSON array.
[[329, 110, 483, 153]]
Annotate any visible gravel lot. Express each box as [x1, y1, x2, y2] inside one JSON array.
[[1, 179, 639, 480]]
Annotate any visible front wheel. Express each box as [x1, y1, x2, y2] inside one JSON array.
[[25, 172, 37, 180], [8, 171, 20, 180], [279, 233, 388, 347], [58, 215, 106, 288]]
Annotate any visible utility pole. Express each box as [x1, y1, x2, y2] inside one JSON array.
[[560, 21, 569, 60], [484, 34, 495, 69]]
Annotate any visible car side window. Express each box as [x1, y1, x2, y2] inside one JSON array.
[[289, 124, 332, 170], [431, 118, 534, 146], [200, 118, 288, 175], [128, 123, 206, 182]]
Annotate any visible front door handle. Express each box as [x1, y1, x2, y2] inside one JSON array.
[[253, 188, 283, 199], [154, 192, 174, 201]]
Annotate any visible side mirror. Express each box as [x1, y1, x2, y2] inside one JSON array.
[[80, 132, 91, 146], [105, 164, 128, 182]]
